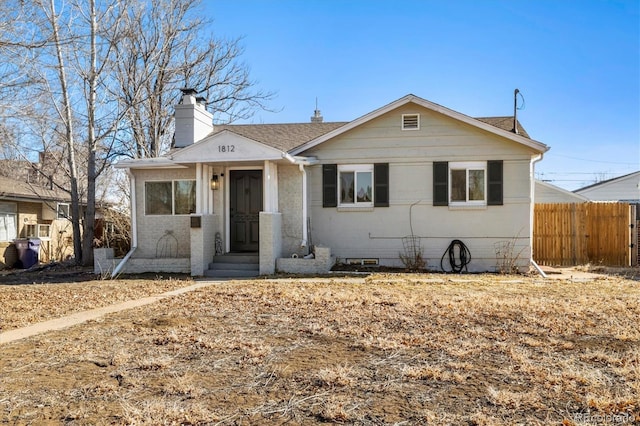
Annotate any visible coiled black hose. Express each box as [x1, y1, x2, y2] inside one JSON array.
[[440, 239, 471, 273]]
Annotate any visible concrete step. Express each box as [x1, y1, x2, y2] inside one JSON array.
[[210, 254, 259, 264], [205, 253, 260, 278], [203, 268, 260, 278], [208, 262, 259, 271]]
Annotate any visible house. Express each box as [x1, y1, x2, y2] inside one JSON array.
[[534, 180, 589, 203], [105, 92, 549, 276], [0, 174, 74, 268], [574, 171, 640, 203]]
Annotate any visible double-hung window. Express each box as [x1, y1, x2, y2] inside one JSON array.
[[145, 180, 196, 215], [450, 162, 486, 205], [338, 165, 373, 207]]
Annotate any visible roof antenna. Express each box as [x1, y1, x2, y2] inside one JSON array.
[[311, 97, 323, 123], [513, 89, 525, 134]]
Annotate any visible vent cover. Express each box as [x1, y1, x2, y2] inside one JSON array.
[[402, 114, 420, 130]]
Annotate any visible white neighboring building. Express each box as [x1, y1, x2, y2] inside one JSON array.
[[535, 180, 589, 204], [574, 171, 640, 203]]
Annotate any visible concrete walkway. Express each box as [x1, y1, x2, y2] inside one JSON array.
[[0, 280, 218, 345]]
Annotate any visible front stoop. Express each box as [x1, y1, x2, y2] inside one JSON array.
[[204, 253, 260, 278]]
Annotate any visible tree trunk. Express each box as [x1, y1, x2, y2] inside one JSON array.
[[82, 0, 97, 267], [49, 0, 82, 264]]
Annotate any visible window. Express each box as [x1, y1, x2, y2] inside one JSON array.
[[0, 203, 17, 242], [38, 224, 51, 239], [402, 114, 420, 130], [449, 162, 486, 205], [24, 224, 37, 238], [145, 180, 196, 215], [433, 161, 503, 207], [338, 165, 373, 207], [323, 163, 389, 208], [0, 213, 17, 242], [57, 203, 70, 219]]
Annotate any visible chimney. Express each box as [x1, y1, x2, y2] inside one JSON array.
[[174, 88, 214, 148], [310, 98, 323, 123]]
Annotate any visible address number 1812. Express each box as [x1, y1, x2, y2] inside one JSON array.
[[218, 145, 235, 153]]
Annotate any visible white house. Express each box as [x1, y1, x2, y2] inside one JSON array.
[[103, 91, 549, 276], [574, 171, 640, 203]]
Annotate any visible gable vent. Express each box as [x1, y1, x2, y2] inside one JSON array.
[[402, 113, 420, 130]]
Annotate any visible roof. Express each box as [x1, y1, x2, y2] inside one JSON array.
[[212, 122, 348, 152], [212, 116, 533, 153], [574, 170, 640, 193], [0, 174, 70, 203], [475, 117, 530, 139], [291, 94, 548, 155], [535, 180, 589, 203], [117, 93, 548, 169]]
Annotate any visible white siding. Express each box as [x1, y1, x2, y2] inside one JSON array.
[[535, 181, 588, 203], [576, 172, 640, 202], [304, 104, 538, 272]]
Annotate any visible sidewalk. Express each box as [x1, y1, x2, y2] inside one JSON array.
[[0, 280, 218, 345]]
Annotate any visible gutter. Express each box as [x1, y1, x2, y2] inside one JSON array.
[[112, 169, 138, 278], [282, 153, 318, 249]]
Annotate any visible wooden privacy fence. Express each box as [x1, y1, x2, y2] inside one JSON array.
[[534, 202, 637, 267]]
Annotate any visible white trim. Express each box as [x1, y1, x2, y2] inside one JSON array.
[[337, 164, 374, 208], [114, 157, 188, 169], [37, 224, 52, 240], [57, 202, 71, 219], [448, 161, 487, 207], [290, 94, 549, 155]]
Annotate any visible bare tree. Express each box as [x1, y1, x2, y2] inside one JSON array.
[[0, 0, 274, 266], [113, 0, 274, 159]]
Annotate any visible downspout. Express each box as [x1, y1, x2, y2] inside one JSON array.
[[283, 153, 309, 249], [530, 152, 546, 277], [112, 169, 137, 278], [299, 163, 308, 249]]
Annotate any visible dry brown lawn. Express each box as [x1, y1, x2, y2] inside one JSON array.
[[0, 272, 639, 425]]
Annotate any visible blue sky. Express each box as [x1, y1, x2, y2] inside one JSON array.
[[206, 0, 639, 191]]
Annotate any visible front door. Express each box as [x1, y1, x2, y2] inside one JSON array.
[[230, 170, 262, 252]]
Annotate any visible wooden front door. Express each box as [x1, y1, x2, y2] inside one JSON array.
[[230, 170, 262, 252]]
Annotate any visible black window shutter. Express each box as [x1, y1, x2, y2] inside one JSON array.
[[374, 163, 389, 207], [322, 164, 337, 207], [433, 161, 448, 206], [487, 160, 503, 206]]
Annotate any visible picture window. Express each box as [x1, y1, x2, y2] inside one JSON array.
[[145, 180, 196, 215]]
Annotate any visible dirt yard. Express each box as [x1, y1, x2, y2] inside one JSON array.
[[0, 271, 639, 425]]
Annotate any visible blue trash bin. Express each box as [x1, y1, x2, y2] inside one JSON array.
[[13, 238, 39, 269], [28, 238, 40, 267]]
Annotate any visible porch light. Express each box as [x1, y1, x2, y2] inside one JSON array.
[[210, 174, 219, 190]]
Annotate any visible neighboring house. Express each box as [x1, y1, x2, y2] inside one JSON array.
[[108, 92, 549, 276], [574, 171, 640, 203], [0, 174, 74, 268], [535, 180, 589, 203]]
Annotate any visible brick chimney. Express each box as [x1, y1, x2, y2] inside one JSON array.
[[174, 88, 214, 148]]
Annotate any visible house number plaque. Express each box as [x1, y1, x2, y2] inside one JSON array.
[[218, 145, 235, 153]]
